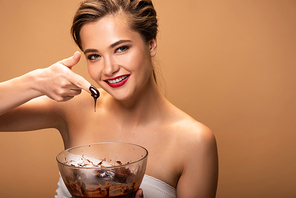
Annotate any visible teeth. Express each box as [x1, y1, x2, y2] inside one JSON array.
[[107, 75, 128, 84]]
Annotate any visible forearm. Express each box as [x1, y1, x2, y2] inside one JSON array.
[[0, 70, 42, 115]]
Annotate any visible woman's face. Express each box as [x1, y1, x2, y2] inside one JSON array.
[[80, 14, 157, 101]]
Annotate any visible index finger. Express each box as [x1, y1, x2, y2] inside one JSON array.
[[67, 70, 92, 94]]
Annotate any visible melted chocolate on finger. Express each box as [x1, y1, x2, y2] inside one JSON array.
[[89, 85, 100, 112]]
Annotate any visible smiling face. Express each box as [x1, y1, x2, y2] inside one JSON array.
[[80, 14, 157, 101]]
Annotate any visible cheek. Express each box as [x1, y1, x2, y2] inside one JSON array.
[[126, 52, 148, 71], [87, 64, 101, 82]]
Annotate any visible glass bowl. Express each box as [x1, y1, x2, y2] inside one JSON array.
[[56, 142, 148, 198]]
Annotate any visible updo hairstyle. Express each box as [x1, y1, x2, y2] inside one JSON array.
[[71, 0, 158, 51]]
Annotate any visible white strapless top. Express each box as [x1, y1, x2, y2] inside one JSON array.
[[140, 175, 177, 198], [55, 174, 177, 198]]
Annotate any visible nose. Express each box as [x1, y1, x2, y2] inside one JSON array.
[[103, 55, 119, 76]]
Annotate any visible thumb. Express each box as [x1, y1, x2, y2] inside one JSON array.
[[135, 188, 144, 198], [59, 51, 81, 69]]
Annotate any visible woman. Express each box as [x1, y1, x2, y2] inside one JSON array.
[[0, 0, 218, 197]]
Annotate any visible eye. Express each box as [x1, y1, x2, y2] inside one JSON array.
[[87, 54, 101, 60], [116, 45, 130, 53]]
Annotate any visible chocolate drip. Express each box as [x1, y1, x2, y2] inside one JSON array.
[[89, 85, 100, 112]]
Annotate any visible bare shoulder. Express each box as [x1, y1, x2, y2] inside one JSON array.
[[166, 105, 218, 167], [167, 108, 218, 197], [168, 107, 216, 150]]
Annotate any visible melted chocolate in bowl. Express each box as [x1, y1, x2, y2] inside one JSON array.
[[70, 188, 137, 198], [65, 167, 139, 197], [56, 142, 148, 198], [72, 192, 136, 198]]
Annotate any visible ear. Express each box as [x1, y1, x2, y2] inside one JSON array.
[[149, 37, 157, 57]]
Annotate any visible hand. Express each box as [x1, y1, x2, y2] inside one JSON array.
[[34, 51, 92, 102], [135, 188, 144, 198]]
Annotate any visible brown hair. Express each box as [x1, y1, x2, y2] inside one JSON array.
[[71, 0, 158, 51]]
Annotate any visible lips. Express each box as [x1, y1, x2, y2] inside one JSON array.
[[104, 74, 130, 88]]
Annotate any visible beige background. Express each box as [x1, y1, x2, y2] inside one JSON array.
[[0, 0, 296, 197]]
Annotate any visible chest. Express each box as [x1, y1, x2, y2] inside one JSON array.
[[62, 114, 181, 187]]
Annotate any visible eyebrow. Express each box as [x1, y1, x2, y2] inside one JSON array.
[[83, 40, 132, 55], [110, 40, 132, 48], [84, 48, 98, 54]]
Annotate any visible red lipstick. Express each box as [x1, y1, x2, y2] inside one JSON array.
[[104, 75, 130, 88]]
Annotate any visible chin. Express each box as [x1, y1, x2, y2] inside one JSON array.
[[112, 93, 133, 101], [102, 87, 132, 101]]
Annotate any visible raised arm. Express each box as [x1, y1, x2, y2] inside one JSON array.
[[0, 52, 94, 132], [0, 51, 91, 116]]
